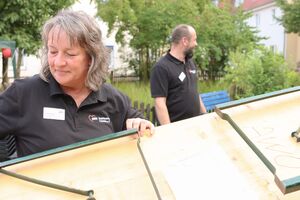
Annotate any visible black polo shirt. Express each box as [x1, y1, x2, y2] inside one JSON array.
[[150, 52, 200, 122], [0, 75, 143, 157]]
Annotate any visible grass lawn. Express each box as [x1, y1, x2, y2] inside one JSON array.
[[112, 80, 226, 106]]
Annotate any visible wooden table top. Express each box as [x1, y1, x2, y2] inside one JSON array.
[[1, 87, 300, 199]]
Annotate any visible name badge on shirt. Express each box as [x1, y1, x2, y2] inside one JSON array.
[[43, 107, 65, 120], [178, 72, 186, 82]]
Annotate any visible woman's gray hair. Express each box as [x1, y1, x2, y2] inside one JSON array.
[[40, 10, 109, 91]]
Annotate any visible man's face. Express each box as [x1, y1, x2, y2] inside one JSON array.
[[184, 47, 194, 59], [184, 28, 197, 59]]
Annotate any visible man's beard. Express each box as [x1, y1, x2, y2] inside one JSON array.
[[184, 47, 194, 59]]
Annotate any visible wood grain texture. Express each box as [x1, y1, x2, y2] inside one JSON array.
[[1, 91, 300, 199]]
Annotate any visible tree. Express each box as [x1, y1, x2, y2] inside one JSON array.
[[194, 4, 262, 80], [277, 0, 300, 34], [0, 0, 75, 89], [221, 45, 300, 99], [96, 0, 203, 81], [96, 0, 261, 81]]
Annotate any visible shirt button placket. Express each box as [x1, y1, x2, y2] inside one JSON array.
[[69, 100, 78, 130]]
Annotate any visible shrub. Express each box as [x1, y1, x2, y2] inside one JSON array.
[[221, 46, 300, 99]]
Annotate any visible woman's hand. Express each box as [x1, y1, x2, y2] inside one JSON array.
[[126, 118, 155, 138]]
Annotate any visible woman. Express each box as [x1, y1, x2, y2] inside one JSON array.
[[0, 10, 154, 157]]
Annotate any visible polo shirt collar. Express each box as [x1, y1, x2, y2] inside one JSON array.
[[166, 50, 189, 65], [92, 85, 107, 102], [49, 75, 107, 103], [49, 75, 64, 96]]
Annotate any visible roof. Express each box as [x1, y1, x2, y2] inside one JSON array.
[[242, 0, 275, 11]]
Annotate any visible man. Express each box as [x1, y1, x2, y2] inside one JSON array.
[[150, 24, 206, 125]]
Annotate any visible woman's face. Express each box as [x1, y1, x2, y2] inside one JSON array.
[[47, 27, 91, 89]]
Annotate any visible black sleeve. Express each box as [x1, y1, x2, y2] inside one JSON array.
[[0, 82, 21, 138], [150, 64, 169, 98], [122, 95, 145, 130]]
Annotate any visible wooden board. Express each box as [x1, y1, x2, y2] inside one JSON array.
[[139, 114, 259, 200], [216, 89, 300, 194], [1, 87, 300, 199], [0, 136, 161, 200], [139, 112, 300, 200]]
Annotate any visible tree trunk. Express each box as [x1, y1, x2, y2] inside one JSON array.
[[1, 56, 9, 90], [16, 48, 23, 78]]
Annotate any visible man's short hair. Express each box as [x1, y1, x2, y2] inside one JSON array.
[[170, 24, 193, 44]]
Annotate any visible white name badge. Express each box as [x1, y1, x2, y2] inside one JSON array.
[[43, 107, 65, 120], [178, 72, 186, 82]]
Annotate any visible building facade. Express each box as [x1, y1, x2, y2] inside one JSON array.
[[243, 0, 300, 68], [214, 0, 300, 68]]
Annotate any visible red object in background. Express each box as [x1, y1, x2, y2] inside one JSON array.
[[2, 48, 12, 58]]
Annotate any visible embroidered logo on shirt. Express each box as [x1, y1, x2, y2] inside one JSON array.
[[189, 70, 196, 74], [88, 115, 110, 123]]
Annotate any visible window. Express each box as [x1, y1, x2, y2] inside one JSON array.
[[235, 0, 244, 7], [212, 0, 219, 6], [106, 45, 114, 69], [270, 45, 277, 53], [272, 9, 276, 23], [255, 14, 260, 27]]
